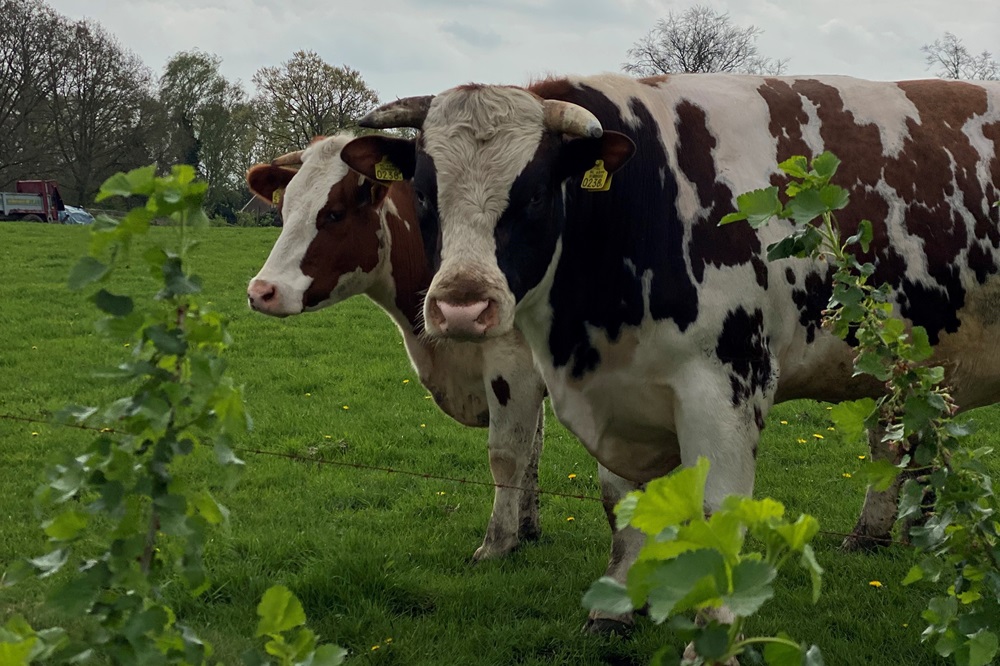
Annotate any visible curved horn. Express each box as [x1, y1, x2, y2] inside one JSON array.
[[541, 100, 603, 139], [270, 150, 305, 167], [359, 95, 435, 130]]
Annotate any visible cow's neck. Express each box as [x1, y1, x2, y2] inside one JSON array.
[[363, 183, 432, 337]]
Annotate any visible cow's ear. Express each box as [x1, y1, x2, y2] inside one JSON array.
[[341, 136, 416, 182], [557, 131, 636, 179], [247, 164, 297, 204]]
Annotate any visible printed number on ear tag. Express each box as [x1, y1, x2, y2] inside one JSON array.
[[581, 160, 612, 192], [272, 187, 284, 205], [374, 157, 404, 181]]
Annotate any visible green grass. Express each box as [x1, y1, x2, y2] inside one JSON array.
[[0, 222, 967, 664]]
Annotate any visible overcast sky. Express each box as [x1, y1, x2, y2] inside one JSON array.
[[44, 0, 999, 100]]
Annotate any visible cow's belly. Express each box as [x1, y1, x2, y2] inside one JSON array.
[[543, 362, 682, 484]]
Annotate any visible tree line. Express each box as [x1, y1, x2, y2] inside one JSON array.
[[2, 1, 995, 221], [1, 0, 379, 220]]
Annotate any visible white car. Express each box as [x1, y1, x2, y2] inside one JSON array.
[[60, 205, 95, 225]]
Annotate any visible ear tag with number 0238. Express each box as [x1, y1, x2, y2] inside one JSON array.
[[272, 187, 284, 205], [374, 156, 404, 181], [581, 159, 612, 192]]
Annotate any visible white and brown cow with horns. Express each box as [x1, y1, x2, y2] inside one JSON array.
[[245, 136, 643, 617], [341, 72, 1000, 603]]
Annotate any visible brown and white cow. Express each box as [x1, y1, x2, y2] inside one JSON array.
[[341, 73, 1000, 610], [245, 136, 642, 608]]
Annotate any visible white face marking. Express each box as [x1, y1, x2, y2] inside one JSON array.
[[250, 135, 354, 315], [421, 86, 547, 332]]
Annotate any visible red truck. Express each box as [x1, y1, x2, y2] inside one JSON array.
[[0, 180, 65, 222]]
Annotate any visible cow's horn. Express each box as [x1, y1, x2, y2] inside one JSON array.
[[541, 100, 603, 139], [271, 150, 305, 167], [359, 95, 435, 130]]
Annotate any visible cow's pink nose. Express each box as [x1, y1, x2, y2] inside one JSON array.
[[428, 298, 498, 337], [248, 279, 278, 311]]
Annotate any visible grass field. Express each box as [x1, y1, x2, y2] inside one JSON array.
[[0, 222, 972, 664]]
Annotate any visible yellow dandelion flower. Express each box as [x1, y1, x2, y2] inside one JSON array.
[[385, 637, 393, 643], [813, 433, 824, 439], [869, 580, 883, 588], [31, 345, 37, 350], [858, 455, 866, 460], [342, 405, 349, 410], [371, 645, 380, 651], [436, 491, 446, 496], [566, 516, 575, 522], [826, 406, 833, 410], [123, 343, 130, 348], [568, 473, 577, 479], [305, 392, 311, 397], [779, 420, 788, 425], [420, 423, 426, 428], [827, 427, 835, 431], [842, 473, 852, 478], [31, 431, 39, 437], [403, 379, 410, 384], [424, 394, 432, 399], [903, 623, 908, 628], [796, 438, 808, 444], [324, 435, 332, 440]]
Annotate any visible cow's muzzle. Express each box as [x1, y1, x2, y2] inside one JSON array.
[[426, 297, 500, 338], [248, 278, 291, 317]]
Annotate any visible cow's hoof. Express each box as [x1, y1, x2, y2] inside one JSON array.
[[840, 532, 892, 553], [582, 617, 633, 637], [472, 539, 519, 562]]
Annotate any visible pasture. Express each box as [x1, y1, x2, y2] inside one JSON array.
[[0, 222, 968, 664]]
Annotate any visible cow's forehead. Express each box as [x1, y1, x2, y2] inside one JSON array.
[[284, 135, 353, 222], [421, 87, 547, 227]]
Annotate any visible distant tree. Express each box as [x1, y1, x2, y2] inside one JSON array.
[[159, 50, 256, 217], [0, 0, 66, 188], [623, 5, 788, 76], [45, 19, 156, 205], [922, 32, 998, 80], [252, 51, 379, 153]]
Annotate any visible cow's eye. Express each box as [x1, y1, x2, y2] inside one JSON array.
[[528, 190, 546, 208], [415, 189, 429, 209], [326, 211, 344, 224]]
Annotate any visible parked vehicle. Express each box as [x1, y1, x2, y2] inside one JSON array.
[[0, 180, 64, 222], [59, 204, 94, 225]]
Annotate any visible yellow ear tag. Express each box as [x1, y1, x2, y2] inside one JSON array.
[[272, 187, 284, 205], [374, 156, 404, 181], [581, 160, 612, 192]]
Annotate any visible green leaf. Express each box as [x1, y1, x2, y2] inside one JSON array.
[[720, 495, 784, 528], [92, 289, 134, 317], [967, 630, 999, 666], [858, 460, 902, 493], [829, 398, 876, 443], [799, 545, 824, 603], [779, 156, 810, 179], [786, 189, 829, 224], [763, 634, 804, 666], [910, 327, 933, 362], [627, 457, 709, 535], [730, 187, 781, 228], [146, 325, 187, 356], [693, 622, 730, 661], [819, 184, 849, 211], [0, 637, 36, 665], [719, 211, 748, 225], [898, 478, 924, 522], [67, 256, 109, 291], [308, 644, 348, 666], [775, 514, 819, 551], [627, 549, 726, 621], [583, 577, 634, 615], [192, 491, 227, 526], [97, 165, 156, 200], [42, 510, 88, 542], [256, 585, 307, 637], [902, 394, 941, 435], [811, 152, 841, 182], [725, 559, 777, 615]]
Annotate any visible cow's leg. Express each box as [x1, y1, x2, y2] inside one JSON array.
[[584, 464, 645, 635], [843, 424, 901, 552], [475, 366, 546, 561], [517, 406, 544, 543]]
